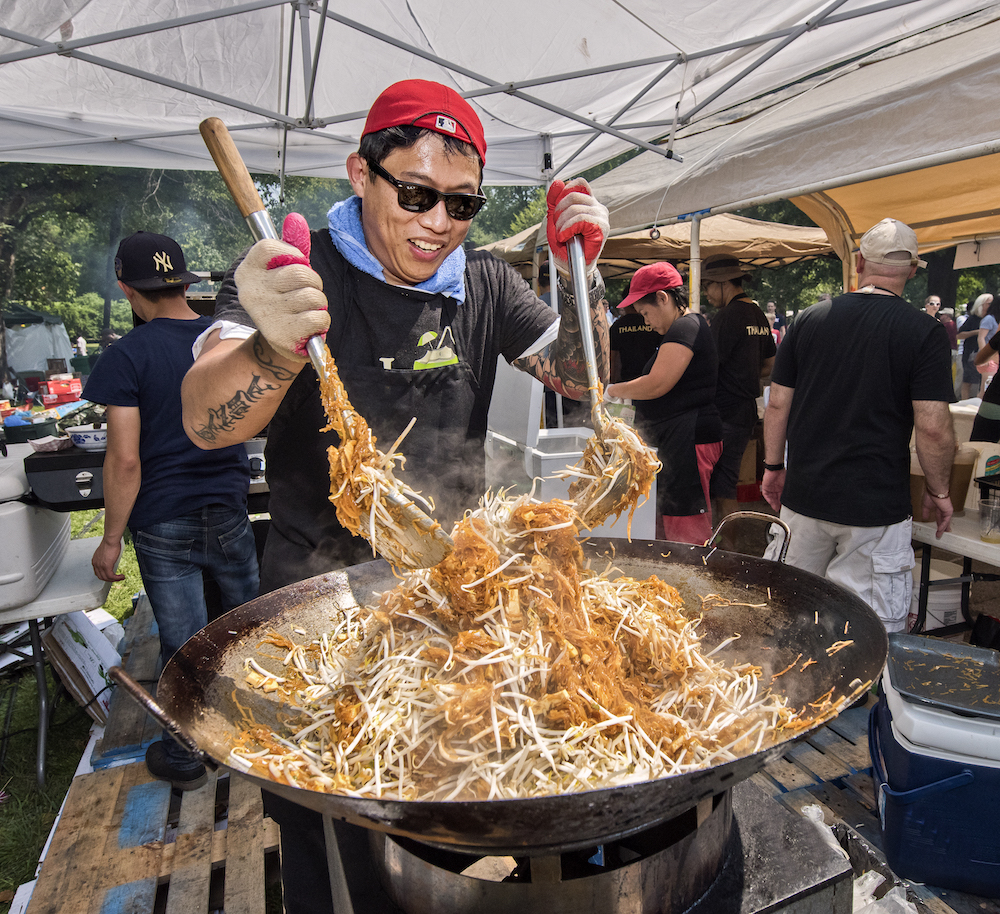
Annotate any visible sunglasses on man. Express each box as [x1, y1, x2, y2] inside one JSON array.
[[367, 159, 487, 221]]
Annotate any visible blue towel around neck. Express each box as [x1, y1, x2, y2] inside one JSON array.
[[326, 196, 466, 303]]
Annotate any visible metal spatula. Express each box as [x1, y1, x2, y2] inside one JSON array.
[[566, 235, 656, 527]]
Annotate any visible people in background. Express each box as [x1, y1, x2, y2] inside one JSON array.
[[765, 300, 784, 343], [701, 254, 775, 524], [605, 262, 722, 545], [959, 293, 991, 399], [86, 231, 259, 791], [610, 302, 661, 382], [938, 307, 959, 388], [976, 295, 1000, 397], [761, 218, 955, 634]]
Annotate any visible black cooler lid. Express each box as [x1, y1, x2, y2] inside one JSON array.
[[887, 633, 1000, 721], [24, 447, 107, 473]]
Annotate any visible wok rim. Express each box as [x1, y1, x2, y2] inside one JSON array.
[[157, 537, 887, 851]]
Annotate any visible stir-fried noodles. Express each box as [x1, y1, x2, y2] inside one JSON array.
[[233, 492, 820, 801]]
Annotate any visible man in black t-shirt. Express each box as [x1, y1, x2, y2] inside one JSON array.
[[86, 232, 259, 792], [703, 255, 775, 521], [180, 79, 612, 914], [762, 218, 955, 633]]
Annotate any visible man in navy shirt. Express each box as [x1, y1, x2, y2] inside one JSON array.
[[86, 231, 259, 789]]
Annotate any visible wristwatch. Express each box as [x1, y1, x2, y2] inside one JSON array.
[[762, 461, 784, 472]]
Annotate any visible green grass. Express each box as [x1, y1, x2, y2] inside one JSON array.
[[0, 510, 144, 912]]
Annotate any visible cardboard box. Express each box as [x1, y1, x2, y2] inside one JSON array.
[[41, 392, 82, 406], [737, 439, 757, 486], [41, 610, 122, 724]]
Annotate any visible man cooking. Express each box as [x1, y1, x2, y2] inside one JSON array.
[[181, 79, 611, 912]]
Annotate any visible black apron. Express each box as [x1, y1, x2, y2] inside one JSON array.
[[260, 243, 483, 593], [638, 409, 707, 517]]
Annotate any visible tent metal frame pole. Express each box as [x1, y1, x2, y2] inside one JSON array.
[[608, 138, 1000, 236], [0, 116, 358, 159], [2, 45, 302, 126], [560, 59, 683, 174], [689, 216, 702, 313], [0, 0, 287, 66], [304, 0, 332, 125], [679, 0, 853, 125], [295, 0, 315, 121]]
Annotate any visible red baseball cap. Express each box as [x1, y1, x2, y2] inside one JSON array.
[[363, 79, 487, 162], [618, 262, 684, 309]]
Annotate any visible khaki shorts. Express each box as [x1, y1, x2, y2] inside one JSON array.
[[765, 507, 913, 632]]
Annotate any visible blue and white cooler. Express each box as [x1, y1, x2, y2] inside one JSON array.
[[870, 632, 1000, 896]]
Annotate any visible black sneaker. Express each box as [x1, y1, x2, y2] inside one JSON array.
[[145, 740, 208, 791]]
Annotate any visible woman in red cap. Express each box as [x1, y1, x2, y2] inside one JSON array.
[[605, 263, 723, 545]]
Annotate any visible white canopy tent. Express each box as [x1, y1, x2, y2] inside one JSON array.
[[0, 0, 996, 193], [587, 6, 1000, 294]]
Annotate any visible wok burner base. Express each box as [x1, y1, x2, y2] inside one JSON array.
[[323, 779, 852, 914]]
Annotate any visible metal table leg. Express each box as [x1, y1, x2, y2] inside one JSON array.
[[913, 544, 932, 634], [28, 618, 48, 786]]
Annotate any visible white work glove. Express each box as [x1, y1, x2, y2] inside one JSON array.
[[546, 177, 609, 278], [602, 384, 625, 405], [233, 213, 329, 363]]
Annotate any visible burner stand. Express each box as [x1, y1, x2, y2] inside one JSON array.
[[320, 779, 852, 914]]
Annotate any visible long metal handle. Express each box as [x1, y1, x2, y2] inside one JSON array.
[[108, 666, 216, 768], [199, 117, 329, 380], [566, 235, 605, 433]]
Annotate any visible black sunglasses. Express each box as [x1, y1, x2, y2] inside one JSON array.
[[367, 159, 487, 221]]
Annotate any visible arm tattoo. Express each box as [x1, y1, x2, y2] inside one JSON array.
[[251, 334, 298, 382], [514, 280, 609, 399], [191, 333, 296, 442]]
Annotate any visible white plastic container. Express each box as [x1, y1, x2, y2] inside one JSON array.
[[909, 558, 962, 630], [883, 668, 1000, 765], [0, 444, 70, 612]]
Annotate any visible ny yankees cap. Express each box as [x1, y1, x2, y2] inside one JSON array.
[[115, 231, 201, 290], [363, 79, 487, 162]]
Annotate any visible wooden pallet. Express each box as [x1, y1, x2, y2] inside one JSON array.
[[93, 596, 161, 766], [756, 702, 1000, 914], [25, 762, 278, 914]]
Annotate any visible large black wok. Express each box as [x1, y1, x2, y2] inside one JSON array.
[[115, 537, 886, 855]]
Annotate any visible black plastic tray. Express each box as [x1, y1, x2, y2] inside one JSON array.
[[887, 633, 1000, 721]]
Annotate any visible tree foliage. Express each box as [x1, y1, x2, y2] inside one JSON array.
[[5, 157, 1000, 345]]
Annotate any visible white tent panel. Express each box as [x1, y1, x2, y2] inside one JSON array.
[[0, 1, 992, 185], [5, 323, 74, 375], [592, 9, 1000, 232]]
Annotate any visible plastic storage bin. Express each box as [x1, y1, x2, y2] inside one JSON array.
[[871, 672, 1000, 896]]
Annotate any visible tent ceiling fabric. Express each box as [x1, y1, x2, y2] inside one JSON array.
[[481, 213, 833, 280], [792, 152, 1000, 261], [590, 6, 1000, 252], [0, 0, 994, 190]]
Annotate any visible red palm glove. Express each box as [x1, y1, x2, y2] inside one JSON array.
[[545, 177, 609, 278]]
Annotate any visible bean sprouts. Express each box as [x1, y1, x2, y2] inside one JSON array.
[[234, 492, 826, 801]]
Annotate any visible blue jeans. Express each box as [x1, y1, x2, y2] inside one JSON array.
[[133, 505, 259, 768]]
